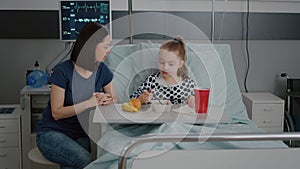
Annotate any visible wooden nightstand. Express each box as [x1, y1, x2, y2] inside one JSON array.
[[242, 92, 284, 132]]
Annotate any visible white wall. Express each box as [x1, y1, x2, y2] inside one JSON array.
[[0, 0, 300, 103], [0, 39, 66, 104], [222, 40, 300, 98], [1, 0, 300, 13], [0, 0, 58, 10]]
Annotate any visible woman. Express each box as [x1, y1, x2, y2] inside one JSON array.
[[36, 22, 118, 169]]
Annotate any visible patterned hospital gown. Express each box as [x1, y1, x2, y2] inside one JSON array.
[[130, 72, 196, 104]]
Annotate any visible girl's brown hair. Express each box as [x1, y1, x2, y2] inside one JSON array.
[[160, 36, 188, 79]]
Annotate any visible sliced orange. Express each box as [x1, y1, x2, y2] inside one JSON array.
[[122, 103, 138, 112], [129, 98, 142, 109]]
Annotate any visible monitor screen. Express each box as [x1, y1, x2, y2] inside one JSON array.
[[59, 0, 111, 41]]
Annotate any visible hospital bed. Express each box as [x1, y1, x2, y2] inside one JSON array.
[[119, 133, 300, 169], [86, 42, 299, 169]]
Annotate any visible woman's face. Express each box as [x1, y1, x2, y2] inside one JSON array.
[[95, 35, 110, 62], [158, 49, 183, 79]]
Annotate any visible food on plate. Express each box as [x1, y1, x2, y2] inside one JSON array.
[[129, 98, 142, 109], [151, 100, 172, 113], [122, 103, 139, 112]]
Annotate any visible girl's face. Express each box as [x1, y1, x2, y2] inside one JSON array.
[[95, 35, 110, 62], [158, 49, 184, 79]]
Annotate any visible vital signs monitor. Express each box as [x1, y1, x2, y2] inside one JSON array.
[[59, 0, 111, 41]]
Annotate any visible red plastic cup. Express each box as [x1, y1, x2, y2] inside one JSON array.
[[194, 88, 210, 113]]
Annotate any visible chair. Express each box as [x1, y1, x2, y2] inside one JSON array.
[[281, 73, 300, 147], [27, 111, 99, 169], [28, 147, 59, 168]]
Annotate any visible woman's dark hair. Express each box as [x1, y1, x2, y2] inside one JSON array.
[[71, 22, 109, 71], [160, 36, 188, 79]]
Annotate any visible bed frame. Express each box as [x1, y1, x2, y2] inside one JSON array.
[[118, 133, 300, 169]]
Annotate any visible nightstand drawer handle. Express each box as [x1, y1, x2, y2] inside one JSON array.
[[263, 108, 273, 111], [0, 126, 6, 128], [0, 139, 7, 142], [263, 120, 273, 124], [34, 100, 48, 104], [0, 154, 7, 157]]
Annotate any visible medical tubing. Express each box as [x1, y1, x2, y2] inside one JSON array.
[[244, 0, 250, 92], [118, 132, 300, 169], [128, 0, 133, 44], [211, 0, 215, 43], [244, 0, 250, 93]]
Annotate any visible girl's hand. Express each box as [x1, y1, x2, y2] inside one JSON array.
[[93, 92, 113, 106], [187, 96, 195, 108], [138, 89, 153, 104]]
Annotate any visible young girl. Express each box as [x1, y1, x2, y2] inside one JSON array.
[[131, 37, 195, 107]]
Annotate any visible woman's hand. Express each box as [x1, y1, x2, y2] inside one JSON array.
[[187, 96, 195, 108], [86, 94, 99, 108], [93, 92, 113, 106], [138, 89, 153, 104]]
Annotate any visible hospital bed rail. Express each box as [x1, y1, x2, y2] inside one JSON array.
[[118, 132, 300, 169]]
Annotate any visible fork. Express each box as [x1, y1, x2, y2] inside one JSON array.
[[152, 94, 164, 105], [147, 88, 166, 105]]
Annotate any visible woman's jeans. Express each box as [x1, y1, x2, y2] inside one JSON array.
[[36, 131, 92, 169]]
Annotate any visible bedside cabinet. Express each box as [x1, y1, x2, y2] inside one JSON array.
[[0, 105, 22, 169], [20, 85, 51, 169], [242, 92, 284, 132]]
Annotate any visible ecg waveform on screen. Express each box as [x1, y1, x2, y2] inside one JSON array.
[[75, 3, 99, 13], [62, 30, 80, 36], [62, 16, 108, 23], [62, 2, 109, 13]]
